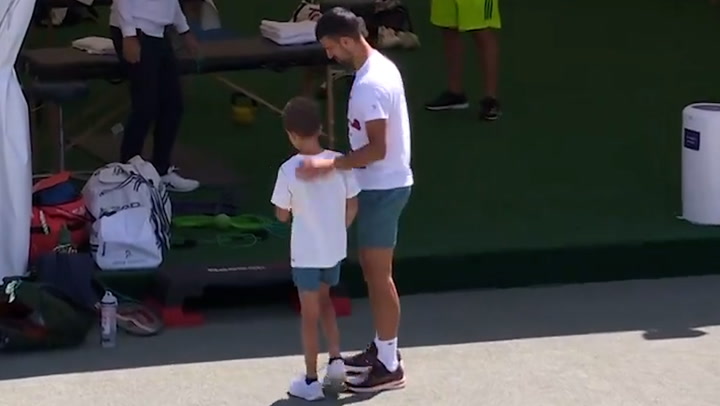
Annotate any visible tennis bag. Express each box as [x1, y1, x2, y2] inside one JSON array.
[[30, 172, 90, 262], [83, 156, 171, 271], [0, 277, 94, 351]]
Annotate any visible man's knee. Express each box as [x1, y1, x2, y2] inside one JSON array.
[[359, 247, 395, 284]]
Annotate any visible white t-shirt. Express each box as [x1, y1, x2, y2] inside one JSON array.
[[271, 150, 360, 268], [348, 50, 413, 190]]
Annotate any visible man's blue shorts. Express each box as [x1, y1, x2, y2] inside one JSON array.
[[357, 186, 412, 249], [292, 262, 342, 292]]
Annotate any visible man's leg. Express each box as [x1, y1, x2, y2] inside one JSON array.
[[153, 36, 199, 192], [345, 187, 411, 393], [425, 0, 470, 111], [110, 28, 158, 162], [461, 0, 502, 120]]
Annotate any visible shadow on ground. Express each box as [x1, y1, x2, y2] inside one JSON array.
[[1, 276, 718, 381]]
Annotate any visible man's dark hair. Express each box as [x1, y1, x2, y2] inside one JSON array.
[[315, 7, 363, 40], [282, 97, 322, 137]]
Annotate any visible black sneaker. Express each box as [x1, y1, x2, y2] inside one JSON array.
[[343, 342, 403, 374], [425, 91, 469, 111], [480, 97, 501, 121], [346, 361, 406, 393]]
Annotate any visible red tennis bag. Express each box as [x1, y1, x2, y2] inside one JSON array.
[[30, 172, 90, 262]]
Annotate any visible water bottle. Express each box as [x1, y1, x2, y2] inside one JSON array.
[[100, 291, 118, 348]]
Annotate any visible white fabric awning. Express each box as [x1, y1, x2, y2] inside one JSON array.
[[0, 0, 35, 280]]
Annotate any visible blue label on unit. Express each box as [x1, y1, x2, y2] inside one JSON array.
[[684, 128, 700, 151]]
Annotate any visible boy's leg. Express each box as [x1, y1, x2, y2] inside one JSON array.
[[319, 263, 342, 359], [318, 262, 346, 385], [425, 0, 470, 111], [289, 267, 325, 401], [293, 268, 323, 379], [458, 0, 502, 120], [345, 187, 411, 393], [110, 29, 160, 163]]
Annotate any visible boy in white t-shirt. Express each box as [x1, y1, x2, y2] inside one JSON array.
[[271, 97, 361, 401]]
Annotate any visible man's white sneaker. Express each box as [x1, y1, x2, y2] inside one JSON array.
[[161, 167, 199, 193], [323, 358, 346, 390], [288, 376, 324, 401]]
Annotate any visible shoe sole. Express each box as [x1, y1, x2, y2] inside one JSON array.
[[344, 364, 372, 374], [322, 376, 347, 393], [425, 103, 469, 111], [345, 359, 404, 374], [287, 392, 325, 402], [346, 377, 406, 393], [482, 111, 503, 121]]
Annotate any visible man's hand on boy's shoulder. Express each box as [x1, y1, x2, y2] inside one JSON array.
[[296, 157, 335, 180]]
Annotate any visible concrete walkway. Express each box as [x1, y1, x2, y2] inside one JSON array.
[[1, 276, 718, 406]]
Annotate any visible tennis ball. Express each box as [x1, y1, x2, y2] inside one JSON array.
[[215, 214, 232, 229]]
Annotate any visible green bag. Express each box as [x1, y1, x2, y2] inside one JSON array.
[[0, 279, 94, 351]]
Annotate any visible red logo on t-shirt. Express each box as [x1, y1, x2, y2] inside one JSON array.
[[350, 119, 361, 130]]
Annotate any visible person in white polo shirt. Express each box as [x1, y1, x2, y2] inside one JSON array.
[[297, 7, 413, 393]]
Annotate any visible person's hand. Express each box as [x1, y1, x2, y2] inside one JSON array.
[[182, 32, 201, 59], [296, 158, 335, 180], [122, 36, 141, 64]]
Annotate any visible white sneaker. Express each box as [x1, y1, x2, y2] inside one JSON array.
[[161, 167, 199, 193], [322, 359, 346, 389], [288, 376, 325, 401]]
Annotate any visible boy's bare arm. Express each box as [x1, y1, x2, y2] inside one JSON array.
[[275, 207, 291, 223], [346, 197, 358, 227]]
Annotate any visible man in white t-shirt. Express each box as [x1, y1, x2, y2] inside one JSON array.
[[272, 97, 360, 401], [297, 7, 413, 393]]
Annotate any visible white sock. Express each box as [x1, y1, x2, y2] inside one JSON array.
[[374, 337, 399, 372]]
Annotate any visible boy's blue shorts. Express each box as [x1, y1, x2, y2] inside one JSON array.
[[292, 262, 342, 292]]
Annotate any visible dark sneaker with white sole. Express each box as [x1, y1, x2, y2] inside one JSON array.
[[343, 342, 403, 374], [480, 97, 501, 121], [346, 361, 406, 393], [425, 91, 469, 111]]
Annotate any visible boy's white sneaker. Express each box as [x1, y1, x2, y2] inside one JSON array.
[[323, 358, 346, 389], [288, 376, 324, 401]]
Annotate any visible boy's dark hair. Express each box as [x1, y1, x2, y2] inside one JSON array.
[[282, 97, 322, 137], [315, 7, 363, 40]]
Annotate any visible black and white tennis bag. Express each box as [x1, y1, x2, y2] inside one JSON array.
[[82, 156, 171, 271]]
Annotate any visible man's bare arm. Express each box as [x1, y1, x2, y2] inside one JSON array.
[[346, 197, 358, 227], [334, 119, 387, 170], [275, 207, 291, 223]]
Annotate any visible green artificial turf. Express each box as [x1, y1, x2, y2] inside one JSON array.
[[25, 0, 720, 294]]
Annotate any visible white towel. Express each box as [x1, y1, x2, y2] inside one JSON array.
[[261, 28, 316, 45], [72, 36, 115, 55], [260, 19, 316, 35], [259, 19, 317, 45]]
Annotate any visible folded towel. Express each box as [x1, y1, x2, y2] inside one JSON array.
[[261, 26, 316, 45], [72, 36, 115, 55], [260, 19, 316, 38]]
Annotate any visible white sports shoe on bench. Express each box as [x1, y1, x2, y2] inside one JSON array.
[[161, 167, 199, 193]]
